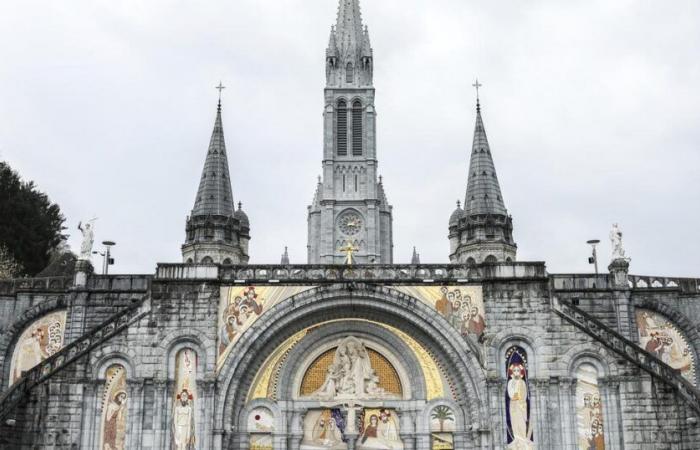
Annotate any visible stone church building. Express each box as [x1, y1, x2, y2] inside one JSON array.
[[1, 1, 699, 449]]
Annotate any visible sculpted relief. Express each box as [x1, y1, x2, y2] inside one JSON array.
[[9, 310, 67, 385], [306, 336, 400, 401]]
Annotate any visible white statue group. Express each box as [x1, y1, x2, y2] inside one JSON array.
[[609, 223, 629, 261], [312, 336, 392, 400]]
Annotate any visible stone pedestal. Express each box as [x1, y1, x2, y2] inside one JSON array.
[[73, 259, 93, 288], [608, 258, 630, 289]]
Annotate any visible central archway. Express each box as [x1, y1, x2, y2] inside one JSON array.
[[216, 283, 489, 449]]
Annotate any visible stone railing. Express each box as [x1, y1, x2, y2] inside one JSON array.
[[155, 262, 547, 284], [551, 273, 700, 294], [0, 296, 149, 422], [628, 275, 700, 293], [551, 296, 700, 414], [0, 276, 73, 295]]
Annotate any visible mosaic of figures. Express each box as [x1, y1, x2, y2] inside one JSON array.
[[505, 346, 534, 450], [430, 405, 456, 450], [575, 364, 605, 450], [100, 364, 128, 450], [248, 407, 274, 450], [9, 310, 67, 385], [358, 408, 403, 449], [172, 348, 197, 450], [305, 336, 400, 401], [217, 285, 316, 371], [301, 409, 347, 449], [635, 309, 697, 385], [393, 286, 486, 340]]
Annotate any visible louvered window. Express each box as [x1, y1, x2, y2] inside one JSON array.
[[352, 101, 362, 156], [336, 100, 347, 156]]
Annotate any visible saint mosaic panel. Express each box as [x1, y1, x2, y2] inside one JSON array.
[[505, 346, 534, 450], [248, 407, 274, 450], [301, 409, 347, 450], [358, 408, 403, 449], [100, 364, 128, 450], [171, 348, 197, 449], [635, 309, 697, 385], [575, 364, 605, 450], [9, 310, 67, 385]]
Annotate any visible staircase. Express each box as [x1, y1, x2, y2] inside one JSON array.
[[0, 296, 149, 422], [551, 296, 700, 415]]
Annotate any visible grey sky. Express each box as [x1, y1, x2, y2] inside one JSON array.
[[1, 0, 699, 276]]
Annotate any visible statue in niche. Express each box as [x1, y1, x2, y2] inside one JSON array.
[[311, 336, 392, 400]]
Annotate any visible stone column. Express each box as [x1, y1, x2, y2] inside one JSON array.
[[608, 258, 633, 339], [152, 379, 168, 449], [345, 433, 358, 450], [557, 377, 576, 450], [485, 377, 504, 449], [199, 378, 217, 450], [600, 376, 622, 450], [287, 410, 305, 450], [126, 379, 145, 449]]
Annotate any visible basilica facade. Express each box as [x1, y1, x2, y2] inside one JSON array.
[[1, 1, 699, 449]]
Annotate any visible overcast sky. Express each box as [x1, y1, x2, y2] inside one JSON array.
[[1, 0, 699, 276]]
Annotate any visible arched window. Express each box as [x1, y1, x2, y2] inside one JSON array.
[[200, 256, 214, 264], [505, 346, 533, 447], [574, 363, 605, 449], [352, 100, 363, 156], [485, 255, 497, 263], [346, 62, 354, 83], [336, 100, 348, 156]]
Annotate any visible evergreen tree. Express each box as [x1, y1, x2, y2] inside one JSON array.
[[0, 162, 66, 277]]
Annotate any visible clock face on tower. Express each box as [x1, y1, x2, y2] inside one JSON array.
[[338, 212, 363, 236]]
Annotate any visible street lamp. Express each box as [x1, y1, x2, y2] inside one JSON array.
[[586, 239, 600, 275], [93, 241, 116, 275]]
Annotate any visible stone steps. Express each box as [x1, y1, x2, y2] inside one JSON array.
[[0, 295, 149, 422], [551, 296, 700, 414]]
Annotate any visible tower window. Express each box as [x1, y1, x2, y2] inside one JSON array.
[[346, 62, 354, 83], [336, 100, 348, 156], [354, 174, 358, 192], [343, 174, 346, 192], [352, 100, 362, 156]]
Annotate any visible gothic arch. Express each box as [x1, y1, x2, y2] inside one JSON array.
[[216, 284, 489, 446], [158, 329, 215, 376], [490, 329, 541, 379]]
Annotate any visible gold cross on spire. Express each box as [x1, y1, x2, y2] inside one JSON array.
[[472, 78, 482, 101], [339, 240, 359, 265], [216, 81, 226, 102]]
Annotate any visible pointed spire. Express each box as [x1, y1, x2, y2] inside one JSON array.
[[464, 92, 508, 216], [190, 99, 235, 217], [335, 0, 365, 56], [281, 246, 290, 265], [411, 247, 421, 265]]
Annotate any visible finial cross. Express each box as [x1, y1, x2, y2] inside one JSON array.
[[339, 240, 359, 265], [472, 78, 482, 101], [216, 81, 226, 102]]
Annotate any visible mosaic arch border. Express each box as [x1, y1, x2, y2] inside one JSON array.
[[216, 284, 490, 441]]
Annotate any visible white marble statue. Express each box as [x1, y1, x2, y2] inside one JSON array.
[[609, 223, 627, 261], [311, 336, 393, 400], [77, 219, 96, 260]]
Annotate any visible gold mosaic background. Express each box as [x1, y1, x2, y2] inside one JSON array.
[[300, 347, 402, 396]]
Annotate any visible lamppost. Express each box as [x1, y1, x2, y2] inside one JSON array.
[[93, 241, 116, 275], [587, 239, 600, 275]]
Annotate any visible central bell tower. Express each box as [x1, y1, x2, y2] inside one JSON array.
[[307, 0, 393, 264]]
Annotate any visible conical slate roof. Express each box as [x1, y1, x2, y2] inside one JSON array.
[[191, 102, 235, 217], [464, 101, 508, 216], [335, 0, 364, 57]]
